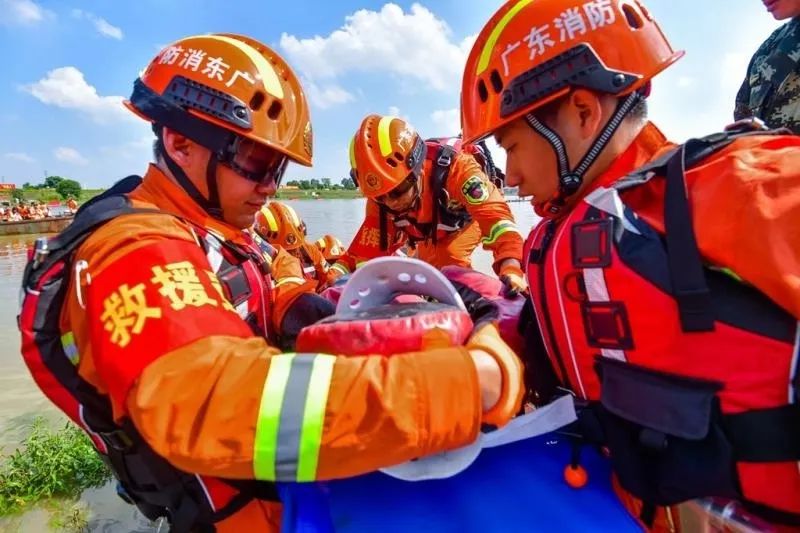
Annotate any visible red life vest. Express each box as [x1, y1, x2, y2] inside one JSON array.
[[18, 176, 279, 532], [523, 132, 800, 526]]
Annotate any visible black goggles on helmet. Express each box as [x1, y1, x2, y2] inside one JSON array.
[[219, 137, 289, 188]]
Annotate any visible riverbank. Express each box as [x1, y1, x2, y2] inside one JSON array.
[[274, 188, 362, 200], [6, 187, 362, 204]]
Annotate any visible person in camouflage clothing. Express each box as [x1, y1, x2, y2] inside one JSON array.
[[734, 1, 800, 133]]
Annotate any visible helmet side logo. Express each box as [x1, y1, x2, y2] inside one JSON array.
[[365, 173, 381, 191]]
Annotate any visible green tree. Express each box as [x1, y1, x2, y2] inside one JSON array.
[[340, 177, 356, 190], [321, 178, 331, 189], [11, 189, 24, 202], [44, 175, 65, 189], [55, 179, 82, 200]]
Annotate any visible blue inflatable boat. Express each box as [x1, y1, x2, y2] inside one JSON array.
[[279, 431, 642, 532]]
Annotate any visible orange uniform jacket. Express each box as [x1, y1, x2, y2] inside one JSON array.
[[60, 165, 484, 531], [298, 241, 336, 291], [334, 151, 523, 275]]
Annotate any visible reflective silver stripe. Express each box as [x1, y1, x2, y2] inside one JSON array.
[[204, 233, 225, 272], [274, 276, 306, 287], [254, 353, 335, 481], [331, 263, 350, 276], [61, 331, 79, 365], [583, 268, 626, 362], [274, 355, 317, 480], [790, 322, 800, 403], [481, 220, 520, 245], [583, 187, 640, 236]]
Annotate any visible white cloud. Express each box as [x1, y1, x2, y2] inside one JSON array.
[[431, 108, 460, 135], [23, 66, 132, 124], [0, 0, 52, 25], [54, 147, 88, 166], [387, 106, 411, 122], [72, 9, 123, 40], [3, 152, 35, 163], [100, 135, 154, 160], [280, 3, 471, 101], [304, 79, 355, 109]]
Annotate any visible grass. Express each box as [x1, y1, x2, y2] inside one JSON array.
[[274, 188, 362, 200], [47, 501, 91, 532], [2, 188, 105, 204], [2, 187, 360, 204], [0, 416, 112, 516]]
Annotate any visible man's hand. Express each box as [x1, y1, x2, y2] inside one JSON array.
[[466, 323, 524, 427], [498, 259, 528, 298]]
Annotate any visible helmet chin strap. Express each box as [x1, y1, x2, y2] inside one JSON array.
[[156, 128, 225, 220], [525, 91, 643, 216]]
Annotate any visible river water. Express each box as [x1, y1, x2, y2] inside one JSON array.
[[0, 198, 539, 532]]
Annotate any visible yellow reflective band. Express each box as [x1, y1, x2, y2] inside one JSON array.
[[331, 263, 350, 275], [205, 35, 284, 99], [254, 354, 295, 480], [296, 355, 336, 481], [476, 0, 534, 76], [60, 331, 79, 366], [349, 135, 357, 169], [711, 266, 744, 283], [261, 207, 279, 232], [284, 204, 301, 227], [482, 220, 520, 245], [275, 276, 306, 287], [377, 116, 395, 157], [316, 237, 326, 249]]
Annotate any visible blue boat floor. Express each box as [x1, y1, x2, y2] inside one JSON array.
[[281, 435, 643, 532]]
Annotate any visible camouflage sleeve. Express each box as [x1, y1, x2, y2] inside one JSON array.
[[733, 75, 753, 121], [734, 50, 757, 121]]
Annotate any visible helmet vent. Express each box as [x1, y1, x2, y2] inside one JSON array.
[[394, 152, 404, 161], [490, 70, 503, 94], [478, 79, 489, 102], [267, 100, 282, 120], [386, 158, 398, 168], [622, 3, 644, 29], [249, 91, 265, 111]]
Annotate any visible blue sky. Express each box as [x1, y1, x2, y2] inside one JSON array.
[[0, 0, 783, 188]]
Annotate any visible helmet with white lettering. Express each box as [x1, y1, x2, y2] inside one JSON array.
[[461, 0, 682, 216], [125, 34, 313, 217], [461, 0, 682, 144]]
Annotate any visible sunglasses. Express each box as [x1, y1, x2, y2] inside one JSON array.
[[375, 175, 417, 204], [222, 138, 289, 188]]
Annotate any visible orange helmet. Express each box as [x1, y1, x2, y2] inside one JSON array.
[[125, 34, 313, 216], [314, 234, 345, 262], [254, 202, 307, 251], [461, 0, 683, 144], [349, 114, 427, 199]]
